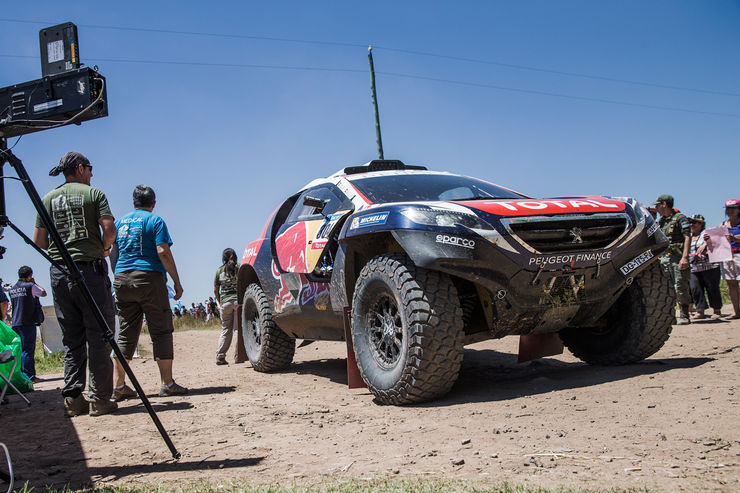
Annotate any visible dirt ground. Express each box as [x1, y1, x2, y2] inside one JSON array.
[[2, 309, 739, 492]]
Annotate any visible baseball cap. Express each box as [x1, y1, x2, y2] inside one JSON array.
[[49, 151, 90, 176], [725, 198, 740, 208], [689, 214, 705, 223], [653, 194, 674, 205]]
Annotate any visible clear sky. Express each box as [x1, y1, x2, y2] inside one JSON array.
[[1, 1, 738, 306]]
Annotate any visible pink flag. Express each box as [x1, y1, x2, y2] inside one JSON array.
[[705, 226, 732, 263]]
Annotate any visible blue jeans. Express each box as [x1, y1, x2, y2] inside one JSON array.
[[12, 324, 37, 379]]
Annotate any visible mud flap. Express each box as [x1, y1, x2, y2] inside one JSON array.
[[518, 333, 564, 363], [343, 307, 367, 389], [235, 305, 248, 363]]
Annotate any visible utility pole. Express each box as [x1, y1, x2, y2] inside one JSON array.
[[368, 46, 384, 160]]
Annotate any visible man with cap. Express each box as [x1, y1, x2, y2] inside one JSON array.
[[654, 194, 692, 325], [32, 151, 118, 417]]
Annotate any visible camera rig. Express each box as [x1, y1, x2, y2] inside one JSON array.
[[0, 23, 179, 461]]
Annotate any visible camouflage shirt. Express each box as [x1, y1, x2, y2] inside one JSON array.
[[659, 211, 690, 257]]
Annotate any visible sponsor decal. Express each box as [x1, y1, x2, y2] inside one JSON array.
[[272, 261, 295, 313], [458, 197, 625, 217], [310, 239, 328, 250], [646, 221, 659, 237], [242, 240, 261, 265], [435, 234, 475, 249], [619, 250, 654, 275], [275, 222, 309, 272], [529, 250, 612, 267], [350, 211, 389, 230]]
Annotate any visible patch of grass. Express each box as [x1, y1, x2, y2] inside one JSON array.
[[34, 341, 64, 375], [720, 280, 730, 306], [147, 314, 221, 333], [13, 478, 657, 493]]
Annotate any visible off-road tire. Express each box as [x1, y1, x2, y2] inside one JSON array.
[[241, 283, 295, 372], [351, 253, 465, 405], [560, 260, 674, 365]]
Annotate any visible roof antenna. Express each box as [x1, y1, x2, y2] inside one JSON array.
[[368, 46, 384, 160]]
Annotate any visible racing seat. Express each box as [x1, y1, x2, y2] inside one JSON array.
[[0, 350, 30, 406]]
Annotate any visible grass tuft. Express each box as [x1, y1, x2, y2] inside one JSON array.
[[12, 478, 658, 493]]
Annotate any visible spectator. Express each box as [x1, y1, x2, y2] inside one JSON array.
[[687, 215, 723, 320], [707, 199, 740, 319], [33, 151, 118, 417], [215, 248, 242, 365], [190, 303, 197, 317], [197, 302, 206, 320], [654, 194, 692, 325], [109, 184, 188, 400], [8, 266, 47, 382], [208, 296, 219, 320], [0, 278, 8, 323], [173, 306, 181, 318]]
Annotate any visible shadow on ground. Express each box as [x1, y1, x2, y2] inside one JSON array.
[[289, 346, 714, 407]]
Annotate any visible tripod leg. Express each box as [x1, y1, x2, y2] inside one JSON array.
[[2, 146, 180, 459]]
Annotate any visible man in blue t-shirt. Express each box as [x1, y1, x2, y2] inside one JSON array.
[[110, 185, 188, 400]]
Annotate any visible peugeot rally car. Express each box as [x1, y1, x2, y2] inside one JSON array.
[[237, 160, 674, 405]]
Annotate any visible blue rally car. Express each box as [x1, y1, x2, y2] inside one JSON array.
[[237, 160, 674, 405]]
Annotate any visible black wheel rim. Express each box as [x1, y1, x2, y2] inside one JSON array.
[[244, 301, 262, 350], [366, 293, 403, 368]]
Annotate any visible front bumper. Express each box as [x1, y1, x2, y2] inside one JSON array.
[[392, 228, 666, 336]]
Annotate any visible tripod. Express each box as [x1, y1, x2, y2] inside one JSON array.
[[0, 137, 180, 459]]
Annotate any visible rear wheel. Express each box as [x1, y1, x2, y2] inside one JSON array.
[[351, 254, 464, 405], [560, 261, 674, 365], [241, 283, 295, 371]]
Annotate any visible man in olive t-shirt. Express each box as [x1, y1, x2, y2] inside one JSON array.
[[33, 151, 118, 417]]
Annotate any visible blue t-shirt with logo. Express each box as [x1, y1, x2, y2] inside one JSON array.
[[114, 209, 172, 275]]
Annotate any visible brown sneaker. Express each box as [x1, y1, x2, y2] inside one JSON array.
[[159, 381, 189, 397], [89, 399, 118, 417], [112, 384, 137, 402], [63, 395, 89, 417]]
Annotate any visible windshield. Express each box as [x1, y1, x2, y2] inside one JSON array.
[[349, 172, 527, 204]]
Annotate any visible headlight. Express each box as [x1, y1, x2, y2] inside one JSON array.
[[611, 196, 649, 227], [399, 208, 494, 230]]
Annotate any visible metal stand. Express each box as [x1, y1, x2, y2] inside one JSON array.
[[0, 139, 180, 459]]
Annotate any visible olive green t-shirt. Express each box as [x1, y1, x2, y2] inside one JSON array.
[[214, 265, 238, 303], [35, 182, 113, 262]]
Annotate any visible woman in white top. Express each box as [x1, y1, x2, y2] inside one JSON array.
[[688, 214, 723, 319]]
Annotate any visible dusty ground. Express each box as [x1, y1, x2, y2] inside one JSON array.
[[2, 310, 739, 492]]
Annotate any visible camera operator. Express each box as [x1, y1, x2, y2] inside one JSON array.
[[32, 151, 118, 417]]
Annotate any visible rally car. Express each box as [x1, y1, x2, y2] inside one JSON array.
[[237, 160, 674, 405]]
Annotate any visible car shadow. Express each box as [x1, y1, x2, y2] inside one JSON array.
[[288, 348, 713, 406], [292, 357, 348, 385], [419, 349, 714, 407]]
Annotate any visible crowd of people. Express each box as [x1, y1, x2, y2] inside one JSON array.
[[2, 150, 739, 420], [649, 194, 740, 324], [171, 297, 220, 321]]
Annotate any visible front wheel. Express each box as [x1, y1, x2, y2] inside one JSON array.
[[560, 260, 674, 365], [351, 254, 464, 405], [241, 283, 295, 372]]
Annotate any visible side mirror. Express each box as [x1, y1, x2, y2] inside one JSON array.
[[303, 195, 326, 214]]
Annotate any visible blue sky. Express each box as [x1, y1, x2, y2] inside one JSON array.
[[1, 1, 738, 305]]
